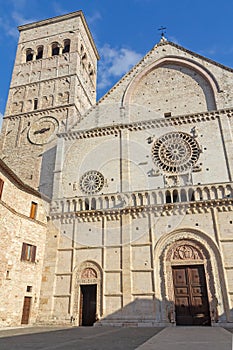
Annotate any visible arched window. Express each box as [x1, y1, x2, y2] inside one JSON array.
[[165, 190, 172, 203], [180, 189, 187, 202], [36, 46, 43, 60], [188, 188, 195, 201], [84, 199, 89, 210], [26, 48, 33, 62], [91, 198, 96, 210], [51, 42, 60, 56], [173, 190, 179, 203], [138, 193, 143, 206], [62, 39, 70, 54]]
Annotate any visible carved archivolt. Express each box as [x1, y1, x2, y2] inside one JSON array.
[[76, 261, 101, 284], [166, 240, 204, 261], [81, 268, 97, 279]]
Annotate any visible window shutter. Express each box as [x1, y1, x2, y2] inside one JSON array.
[[0, 179, 4, 199], [31, 245, 36, 263], [30, 202, 37, 219], [21, 243, 27, 260]]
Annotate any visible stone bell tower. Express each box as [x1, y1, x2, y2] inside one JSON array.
[[0, 11, 99, 196]]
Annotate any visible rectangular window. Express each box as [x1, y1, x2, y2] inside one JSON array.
[[21, 243, 36, 263], [33, 99, 38, 110], [0, 179, 4, 199], [30, 202, 37, 219], [26, 286, 32, 292]]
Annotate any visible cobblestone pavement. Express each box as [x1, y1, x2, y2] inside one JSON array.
[[0, 326, 163, 350], [137, 327, 233, 350], [0, 326, 232, 350]]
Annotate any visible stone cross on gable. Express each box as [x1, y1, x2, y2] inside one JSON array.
[[158, 26, 167, 42]]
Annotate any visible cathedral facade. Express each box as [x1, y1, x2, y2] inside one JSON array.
[[0, 11, 233, 327]]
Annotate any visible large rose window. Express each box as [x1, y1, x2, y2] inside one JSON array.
[[79, 170, 104, 194], [151, 132, 200, 174]]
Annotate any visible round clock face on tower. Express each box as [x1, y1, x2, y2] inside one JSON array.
[[28, 116, 59, 145]]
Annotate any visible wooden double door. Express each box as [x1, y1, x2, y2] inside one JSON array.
[[172, 265, 211, 326]]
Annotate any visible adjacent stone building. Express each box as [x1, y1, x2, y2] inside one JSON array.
[[0, 11, 233, 327], [0, 159, 49, 326]]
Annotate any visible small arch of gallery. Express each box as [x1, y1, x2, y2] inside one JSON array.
[[25, 39, 71, 62], [24, 39, 95, 75]]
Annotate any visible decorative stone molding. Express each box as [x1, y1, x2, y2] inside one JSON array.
[[50, 181, 233, 221], [156, 41, 233, 74], [61, 108, 233, 141], [3, 104, 74, 119], [50, 198, 233, 223]]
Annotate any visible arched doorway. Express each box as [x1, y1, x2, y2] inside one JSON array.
[[168, 241, 210, 325], [154, 229, 228, 326], [72, 261, 102, 326]]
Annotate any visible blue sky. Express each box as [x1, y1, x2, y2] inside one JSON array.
[[0, 0, 233, 118]]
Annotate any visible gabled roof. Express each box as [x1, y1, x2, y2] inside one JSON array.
[[69, 39, 233, 132], [98, 40, 233, 104]]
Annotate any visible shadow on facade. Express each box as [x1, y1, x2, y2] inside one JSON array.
[[92, 297, 165, 327], [39, 145, 57, 199], [92, 296, 226, 327], [92, 296, 211, 327]]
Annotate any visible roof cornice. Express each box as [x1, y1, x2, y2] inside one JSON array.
[[156, 41, 233, 73], [97, 40, 233, 104]]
